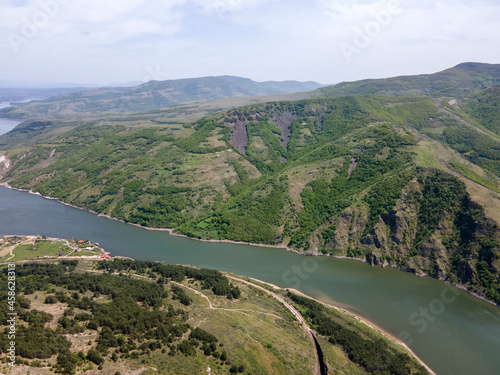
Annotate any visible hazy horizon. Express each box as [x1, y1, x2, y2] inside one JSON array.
[[1, 1, 499, 86]]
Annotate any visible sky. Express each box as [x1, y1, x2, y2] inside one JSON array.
[[0, 0, 499, 86]]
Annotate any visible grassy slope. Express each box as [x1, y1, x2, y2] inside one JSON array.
[[0, 259, 429, 375], [462, 85, 500, 136]]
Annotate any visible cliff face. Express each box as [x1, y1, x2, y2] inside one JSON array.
[[324, 170, 500, 303], [0, 154, 11, 179]]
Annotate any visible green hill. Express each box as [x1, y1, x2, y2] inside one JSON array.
[[0, 64, 499, 305], [0, 76, 323, 119], [317, 62, 500, 98]]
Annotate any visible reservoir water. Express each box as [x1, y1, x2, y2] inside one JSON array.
[[0, 186, 499, 375], [0, 118, 21, 136], [0, 101, 22, 135]]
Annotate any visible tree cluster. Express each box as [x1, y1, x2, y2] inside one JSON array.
[[287, 293, 428, 375]]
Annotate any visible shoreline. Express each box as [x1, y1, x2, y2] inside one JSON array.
[[0, 234, 436, 375], [245, 277, 437, 375], [286, 287, 436, 375], [0, 182, 336, 254], [1, 182, 498, 309]]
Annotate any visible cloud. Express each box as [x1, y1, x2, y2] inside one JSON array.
[[314, 0, 500, 74], [1, 0, 185, 52], [0, 0, 498, 85], [192, 0, 277, 18]]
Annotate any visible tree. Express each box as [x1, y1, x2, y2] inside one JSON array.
[[86, 349, 104, 365]]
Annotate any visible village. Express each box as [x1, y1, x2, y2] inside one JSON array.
[[0, 235, 111, 263]]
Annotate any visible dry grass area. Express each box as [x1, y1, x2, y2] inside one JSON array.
[[164, 279, 317, 375], [25, 290, 68, 329], [0, 244, 15, 260], [199, 127, 226, 149], [460, 176, 500, 224], [0, 270, 318, 375]]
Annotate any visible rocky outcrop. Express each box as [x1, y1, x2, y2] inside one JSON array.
[[320, 170, 500, 305], [0, 154, 11, 179], [331, 206, 368, 256]]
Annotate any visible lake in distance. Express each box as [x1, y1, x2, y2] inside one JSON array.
[[0, 186, 499, 375], [0, 101, 22, 135]]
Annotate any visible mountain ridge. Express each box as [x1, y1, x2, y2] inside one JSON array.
[[317, 62, 500, 98], [2, 62, 499, 121], [0, 75, 324, 118]]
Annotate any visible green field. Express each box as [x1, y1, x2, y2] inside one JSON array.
[[8, 240, 72, 262], [0, 238, 103, 262]]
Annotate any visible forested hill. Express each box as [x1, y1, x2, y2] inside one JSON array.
[[0, 64, 499, 305], [0, 75, 323, 118], [317, 62, 500, 98]]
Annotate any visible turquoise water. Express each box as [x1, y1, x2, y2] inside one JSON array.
[[0, 186, 499, 374]]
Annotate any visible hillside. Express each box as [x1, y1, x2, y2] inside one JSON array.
[[0, 64, 499, 305], [0, 258, 430, 375], [317, 63, 500, 98], [0, 76, 323, 119], [462, 85, 500, 136], [2, 63, 499, 121]]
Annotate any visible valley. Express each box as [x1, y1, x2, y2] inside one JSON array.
[[0, 63, 499, 374], [1, 64, 499, 305]]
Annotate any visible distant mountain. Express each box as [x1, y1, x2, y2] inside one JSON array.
[[0, 76, 324, 118], [3, 64, 499, 121], [0, 79, 100, 89], [316, 62, 500, 98], [0, 87, 95, 105]]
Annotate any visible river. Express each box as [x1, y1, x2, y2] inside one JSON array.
[[0, 186, 499, 375]]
